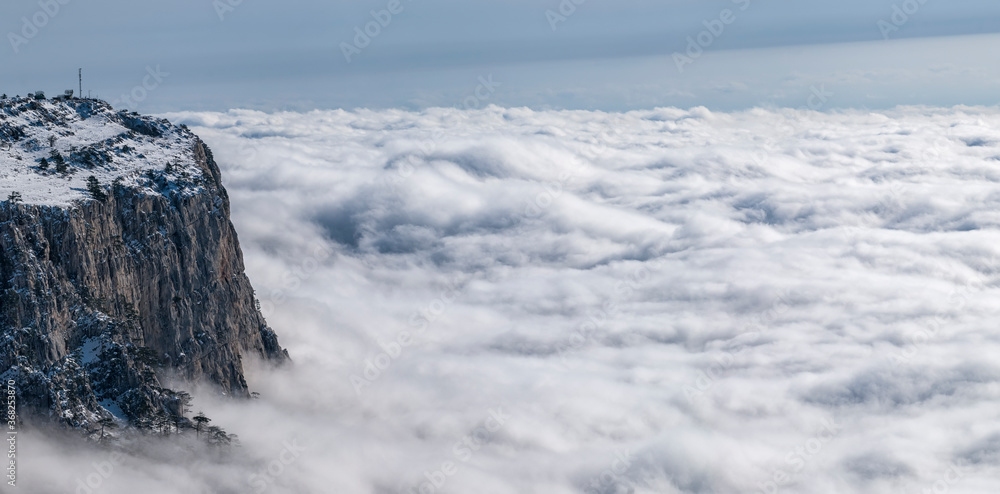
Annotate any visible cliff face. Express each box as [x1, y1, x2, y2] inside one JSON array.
[[0, 97, 286, 429]]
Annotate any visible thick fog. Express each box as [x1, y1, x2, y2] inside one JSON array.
[[25, 105, 1000, 493]]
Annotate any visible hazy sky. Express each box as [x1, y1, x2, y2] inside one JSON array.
[[1, 0, 998, 111]]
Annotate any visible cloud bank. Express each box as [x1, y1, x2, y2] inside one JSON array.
[[25, 105, 1000, 493]]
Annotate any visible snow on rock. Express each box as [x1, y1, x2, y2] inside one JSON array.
[[0, 97, 205, 207], [80, 337, 102, 366], [0, 98, 287, 433], [99, 399, 127, 421]]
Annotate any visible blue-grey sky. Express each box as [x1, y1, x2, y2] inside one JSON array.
[[1, 0, 998, 112]]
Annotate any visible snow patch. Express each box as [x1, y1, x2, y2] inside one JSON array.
[[80, 337, 102, 365], [0, 98, 206, 206], [99, 399, 127, 421]]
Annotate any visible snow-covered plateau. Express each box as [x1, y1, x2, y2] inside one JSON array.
[[0, 97, 205, 206]]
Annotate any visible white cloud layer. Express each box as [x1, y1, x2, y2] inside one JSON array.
[[25, 105, 1000, 493]]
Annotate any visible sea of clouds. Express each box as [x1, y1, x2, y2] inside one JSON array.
[[24, 105, 1000, 493]]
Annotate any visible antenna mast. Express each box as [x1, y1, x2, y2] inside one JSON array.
[[78, 68, 82, 98]]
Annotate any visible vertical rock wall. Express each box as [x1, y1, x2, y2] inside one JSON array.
[[0, 139, 286, 428]]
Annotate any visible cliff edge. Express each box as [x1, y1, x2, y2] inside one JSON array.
[[0, 96, 286, 431]]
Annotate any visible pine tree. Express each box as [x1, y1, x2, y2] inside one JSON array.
[[176, 391, 192, 416], [193, 412, 211, 438], [134, 416, 152, 433], [98, 417, 116, 443], [6, 192, 21, 204], [133, 347, 161, 367], [86, 176, 107, 202], [207, 426, 232, 447], [171, 391, 192, 432], [153, 414, 171, 436], [38, 158, 49, 170]]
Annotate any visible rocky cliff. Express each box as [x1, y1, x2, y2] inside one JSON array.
[[0, 96, 286, 432]]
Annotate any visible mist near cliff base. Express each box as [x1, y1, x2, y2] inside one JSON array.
[[26, 105, 1000, 493]]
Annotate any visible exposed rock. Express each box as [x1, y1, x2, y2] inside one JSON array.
[[0, 97, 286, 432]]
